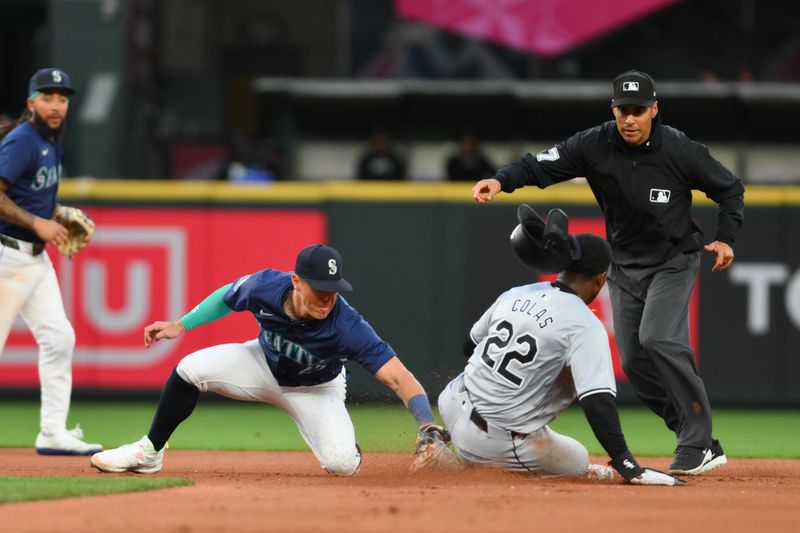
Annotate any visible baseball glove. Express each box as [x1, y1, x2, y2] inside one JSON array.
[[410, 424, 460, 471], [54, 205, 95, 256]]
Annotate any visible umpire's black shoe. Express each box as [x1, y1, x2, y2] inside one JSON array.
[[667, 445, 712, 476], [698, 439, 728, 474]]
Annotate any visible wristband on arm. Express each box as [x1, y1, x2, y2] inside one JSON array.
[[407, 394, 435, 426], [608, 450, 645, 481]]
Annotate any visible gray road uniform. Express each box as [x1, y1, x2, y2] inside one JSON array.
[[438, 281, 616, 475]]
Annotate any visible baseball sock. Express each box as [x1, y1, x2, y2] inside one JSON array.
[[147, 367, 199, 451]]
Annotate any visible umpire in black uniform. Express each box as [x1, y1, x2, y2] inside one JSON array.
[[471, 70, 744, 476]]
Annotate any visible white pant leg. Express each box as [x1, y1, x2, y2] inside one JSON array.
[[18, 253, 75, 434], [283, 378, 360, 476], [439, 374, 589, 476], [512, 426, 590, 476], [0, 246, 45, 350], [177, 339, 360, 475], [176, 340, 283, 402], [1, 247, 74, 435]]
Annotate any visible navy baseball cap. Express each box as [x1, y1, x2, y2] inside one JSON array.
[[295, 244, 353, 293], [29, 68, 76, 96], [611, 70, 656, 108]]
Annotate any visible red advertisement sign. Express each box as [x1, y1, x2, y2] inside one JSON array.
[[537, 218, 699, 380], [1, 207, 326, 388]]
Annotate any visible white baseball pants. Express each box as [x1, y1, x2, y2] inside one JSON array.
[[0, 245, 76, 434], [438, 374, 590, 476], [176, 339, 361, 475]]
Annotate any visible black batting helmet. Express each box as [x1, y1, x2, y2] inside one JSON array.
[[510, 205, 581, 273]]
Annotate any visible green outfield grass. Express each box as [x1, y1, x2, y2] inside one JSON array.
[[0, 476, 192, 504], [0, 400, 798, 458]]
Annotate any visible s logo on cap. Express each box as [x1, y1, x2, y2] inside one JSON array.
[[622, 81, 639, 91], [52, 70, 63, 83], [328, 259, 338, 275]]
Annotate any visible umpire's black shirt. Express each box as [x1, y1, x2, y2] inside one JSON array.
[[494, 116, 744, 267]]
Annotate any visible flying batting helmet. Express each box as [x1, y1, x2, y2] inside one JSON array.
[[510, 205, 581, 273]]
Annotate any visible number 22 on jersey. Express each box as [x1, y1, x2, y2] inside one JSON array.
[[479, 320, 539, 388]]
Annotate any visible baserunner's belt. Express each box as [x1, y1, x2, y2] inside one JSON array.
[[469, 407, 527, 440]]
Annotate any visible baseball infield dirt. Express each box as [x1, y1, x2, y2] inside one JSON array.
[[1, 449, 797, 532]]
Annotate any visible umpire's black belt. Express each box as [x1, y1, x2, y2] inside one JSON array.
[[469, 408, 526, 440], [0, 234, 45, 256]]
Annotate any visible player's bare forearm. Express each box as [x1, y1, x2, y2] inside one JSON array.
[[374, 356, 427, 406], [0, 190, 66, 244], [0, 190, 36, 229]]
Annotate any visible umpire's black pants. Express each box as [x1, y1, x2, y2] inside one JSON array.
[[607, 251, 712, 449]]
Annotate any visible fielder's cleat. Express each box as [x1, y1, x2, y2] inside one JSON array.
[[697, 439, 727, 475], [35, 429, 103, 456], [90, 436, 164, 474], [667, 445, 712, 476], [68, 424, 85, 440]]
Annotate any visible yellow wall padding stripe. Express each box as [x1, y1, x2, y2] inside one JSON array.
[[58, 179, 800, 206]]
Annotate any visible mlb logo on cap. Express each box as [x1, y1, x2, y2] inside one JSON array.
[[611, 70, 656, 108]]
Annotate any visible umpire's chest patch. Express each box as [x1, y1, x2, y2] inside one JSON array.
[[649, 188, 671, 203]]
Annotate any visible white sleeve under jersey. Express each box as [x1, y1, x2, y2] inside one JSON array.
[[463, 281, 616, 434]]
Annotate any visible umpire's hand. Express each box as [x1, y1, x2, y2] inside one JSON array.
[[704, 241, 734, 272], [472, 178, 502, 203], [144, 320, 186, 349]]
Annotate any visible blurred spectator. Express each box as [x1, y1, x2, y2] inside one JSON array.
[[357, 126, 407, 180], [446, 129, 495, 181], [221, 131, 285, 183], [0, 112, 12, 129], [227, 161, 274, 183], [700, 71, 719, 82]]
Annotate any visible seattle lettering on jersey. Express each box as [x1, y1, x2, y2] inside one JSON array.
[[226, 269, 395, 386], [261, 329, 324, 368], [31, 164, 61, 191]]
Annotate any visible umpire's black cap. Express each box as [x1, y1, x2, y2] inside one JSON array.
[[611, 70, 656, 108], [295, 244, 353, 293], [29, 68, 77, 96]]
